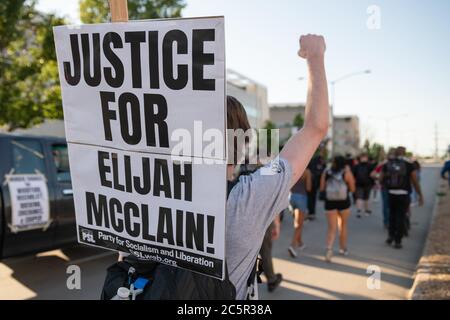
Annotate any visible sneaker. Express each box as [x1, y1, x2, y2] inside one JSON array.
[[365, 210, 372, 217], [325, 249, 333, 263], [267, 273, 283, 292], [288, 246, 298, 258], [298, 243, 306, 251], [394, 242, 403, 249], [339, 248, 349, 256], [386, 237, 393, 245], [307, 215, 316, 221], [356, 210, 362, 218]]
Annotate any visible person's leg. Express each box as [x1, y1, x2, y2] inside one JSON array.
[[381, 189, 390, 228], [337, 209, 351, 251], [307, 185, 318, 218], [387, 194, 397, 243], [355, 187, 363, 217], [259, 224, 276, 282], [326, 211, 338, 249], [325, 210, 338, 262], [364, 187, 372, 214], [395, 195, 410, 246], [291, 208, 305, 247]]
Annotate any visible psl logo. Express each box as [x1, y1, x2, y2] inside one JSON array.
[[81, 228, 95, 243], [366, 265, 381, 290], [366, 5, 381, 30]]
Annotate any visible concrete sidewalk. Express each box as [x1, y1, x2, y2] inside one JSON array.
[[259, 166, 440, 300]]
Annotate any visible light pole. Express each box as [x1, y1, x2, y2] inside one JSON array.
[[330, 69, 371, 156]]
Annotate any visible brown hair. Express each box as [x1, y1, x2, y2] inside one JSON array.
[[226, 96, 251, 164], [227, 96, 250, 131]]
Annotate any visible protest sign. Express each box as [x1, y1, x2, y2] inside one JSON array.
[[54, 17, 227, 279], [7, 174, 50, 231]]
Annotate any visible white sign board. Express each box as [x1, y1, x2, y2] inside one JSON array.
[[7, 174, 49, 230], [54, 17, 226, 279]]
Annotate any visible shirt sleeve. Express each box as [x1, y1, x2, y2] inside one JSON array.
[[226, 157, 292, 249]]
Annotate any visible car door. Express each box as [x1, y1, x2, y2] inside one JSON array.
[[48, 142, 77, 244], [1, 137, 57, 257]]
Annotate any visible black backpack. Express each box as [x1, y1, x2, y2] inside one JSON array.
[[384, 159, 408, 190], [100, 180, 261, 300]]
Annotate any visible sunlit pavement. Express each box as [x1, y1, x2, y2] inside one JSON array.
[[0, 166, 440, 300], [259, 166, 440, 300]]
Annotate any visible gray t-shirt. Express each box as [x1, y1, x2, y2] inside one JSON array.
[[226, 157, 292, 299], [118, 157, 292, 300]]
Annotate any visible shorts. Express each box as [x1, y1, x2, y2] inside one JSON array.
[[289, 193, 308, 213], [325, 198, 351, 211], [355, 186, 372, 200]]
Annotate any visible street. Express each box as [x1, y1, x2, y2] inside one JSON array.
[[260, 166, 440, 299], [0, 166, 440, 300]]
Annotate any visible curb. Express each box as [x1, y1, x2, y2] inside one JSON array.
[[407, 181, 443, 299]]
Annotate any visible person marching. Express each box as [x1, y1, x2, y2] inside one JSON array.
[[288, 168, 312, 258], [321, 156, 356, 262]]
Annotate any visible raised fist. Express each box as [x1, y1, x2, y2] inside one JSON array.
[[298, 34, 326, 60]]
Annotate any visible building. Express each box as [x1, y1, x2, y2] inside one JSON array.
[[227, 69, 269, 129], [333, 115, 360, 156], [269, 103, 306, 144]]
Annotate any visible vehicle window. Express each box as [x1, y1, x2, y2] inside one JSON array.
[[11, 140, 46, 174], [52, 144, 71, 182]]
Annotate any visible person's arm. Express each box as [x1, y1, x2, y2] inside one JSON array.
[[345, 166, 356, 193], [411, 170, 424, 206], [319, 171, 326, 192], [271, 214, 281, 240], [280, 34, 329, 187]]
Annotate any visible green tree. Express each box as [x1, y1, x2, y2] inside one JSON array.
[[0, 0, 187, 131], [0, 2, 66, 130], [293, 113, 304, 128], [363, 139, 386, 161], [79, 0, 186, 23]]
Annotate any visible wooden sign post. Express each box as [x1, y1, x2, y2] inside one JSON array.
[[108, 0, 128, 22]]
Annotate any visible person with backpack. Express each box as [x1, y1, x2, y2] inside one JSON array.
[[102, 34, 330, 300], [320, 156, 356, 262], [352, 153, 376, 218], [380, 146, 424, 249], [288, 168, 312, 258]]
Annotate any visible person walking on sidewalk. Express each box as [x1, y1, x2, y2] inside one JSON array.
[[288, 168, 312, 258], [353, 153, 376, 218], [306, 148, 326, 221], [380, 147, 424, 249], [371, 149, 395, 229], [320, 156, 356, 262]]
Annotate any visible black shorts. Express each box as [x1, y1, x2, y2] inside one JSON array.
[[325, 198, 351, 211], [355, 186, 372, 200]]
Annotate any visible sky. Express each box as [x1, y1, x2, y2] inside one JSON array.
[[36, 0, 450, 156]]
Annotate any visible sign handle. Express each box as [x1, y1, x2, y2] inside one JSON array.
[[109, 0, 128, 22]]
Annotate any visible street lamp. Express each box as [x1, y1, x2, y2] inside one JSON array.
[[330, 69, 371, 156]]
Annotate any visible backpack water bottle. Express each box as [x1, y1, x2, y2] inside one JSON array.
[[111, 287, 130, 300]]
